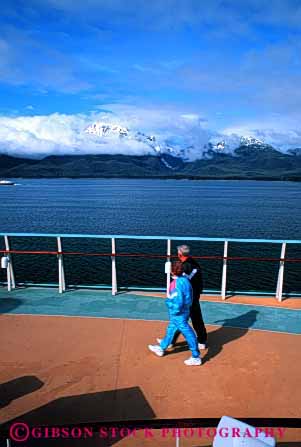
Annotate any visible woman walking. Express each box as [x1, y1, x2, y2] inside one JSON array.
[[148, 261, 202, 366]]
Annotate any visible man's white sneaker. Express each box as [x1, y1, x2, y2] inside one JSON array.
[[184, 356, 202, 366], [198, 343, 207, 350], [148, 344, 164, 357], [156, 338, 173, 349]]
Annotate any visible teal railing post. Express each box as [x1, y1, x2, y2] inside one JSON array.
[[111, 238, 117, 295], [57, 237, 66, 293], [166, 239, 171, 297], [221, 240, 228, 300], [4, 236, 16, 291], [276, 242, 286, 302]]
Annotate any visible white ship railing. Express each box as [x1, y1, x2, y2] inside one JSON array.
[[1, 233, 301, 302]]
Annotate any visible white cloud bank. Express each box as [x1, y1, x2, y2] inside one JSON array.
[[0, 105, 301, 160]]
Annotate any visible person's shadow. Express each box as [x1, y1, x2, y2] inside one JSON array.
[[203, 310, 259, 364], [169, 310, 259, 363]]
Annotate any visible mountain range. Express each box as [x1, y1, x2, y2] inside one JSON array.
[[0, 122, 301, 180]]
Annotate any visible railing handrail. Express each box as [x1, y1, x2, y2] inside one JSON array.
[[0, 232, 301, 244], [1, 249, 301, 263]]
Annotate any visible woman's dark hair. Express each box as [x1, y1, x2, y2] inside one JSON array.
[[171, 261, 184, 276]]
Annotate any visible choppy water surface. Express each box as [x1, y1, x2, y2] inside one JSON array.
[[0, 179, 300, 293]]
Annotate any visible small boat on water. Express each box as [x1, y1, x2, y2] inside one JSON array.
[[0, 180, 16, 186]]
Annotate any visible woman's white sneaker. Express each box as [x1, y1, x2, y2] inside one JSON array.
[[184, 356, 202, 366], [148, 344, 164, 357]]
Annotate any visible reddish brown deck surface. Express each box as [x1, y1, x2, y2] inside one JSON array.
[[1, 314, 300, 435]]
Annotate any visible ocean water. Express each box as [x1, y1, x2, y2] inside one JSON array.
[[0, 179, 300, 293]]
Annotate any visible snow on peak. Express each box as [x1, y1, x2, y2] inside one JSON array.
[[85, 121, 168, 157], [240, 136, 265, 146], [213, 140, 226, 151], [85, 121, 277, 164], [85, 122, 129, 137]]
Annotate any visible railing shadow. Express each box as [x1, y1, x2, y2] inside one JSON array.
[[277, 443, 301, 446], [0, 298, 23, 314], [2, 386, 155, 446]]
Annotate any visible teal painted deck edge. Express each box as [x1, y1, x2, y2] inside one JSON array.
[[1, 232, 301, 243], [0, 287, 300, 335]]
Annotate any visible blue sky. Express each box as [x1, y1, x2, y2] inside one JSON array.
[[1, 0, 301, 158]]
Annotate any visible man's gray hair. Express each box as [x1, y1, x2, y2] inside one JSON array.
[[177, 244, 191, 256]]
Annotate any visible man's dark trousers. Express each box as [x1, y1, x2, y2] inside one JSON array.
[[190, 290, 207, 344]]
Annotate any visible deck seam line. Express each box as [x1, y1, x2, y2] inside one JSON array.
[[2, 312, 300, 335]]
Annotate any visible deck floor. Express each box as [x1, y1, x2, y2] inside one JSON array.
[[0, 286, 300, 445]]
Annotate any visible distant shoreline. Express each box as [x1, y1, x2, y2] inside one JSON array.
[[4, 176, 301, 182], [1, 152, 301, 182]]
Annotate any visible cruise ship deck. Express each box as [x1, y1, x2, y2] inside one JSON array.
[[1, 232, 300, 445], [0, 287, 300, 446]]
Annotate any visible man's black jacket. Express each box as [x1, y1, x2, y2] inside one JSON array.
[[181, 257, 203, 295]]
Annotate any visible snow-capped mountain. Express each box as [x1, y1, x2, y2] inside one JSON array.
[[85, 121, 186, 168], [2, 127, 301, 179], [85, 121, 275, 166]]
